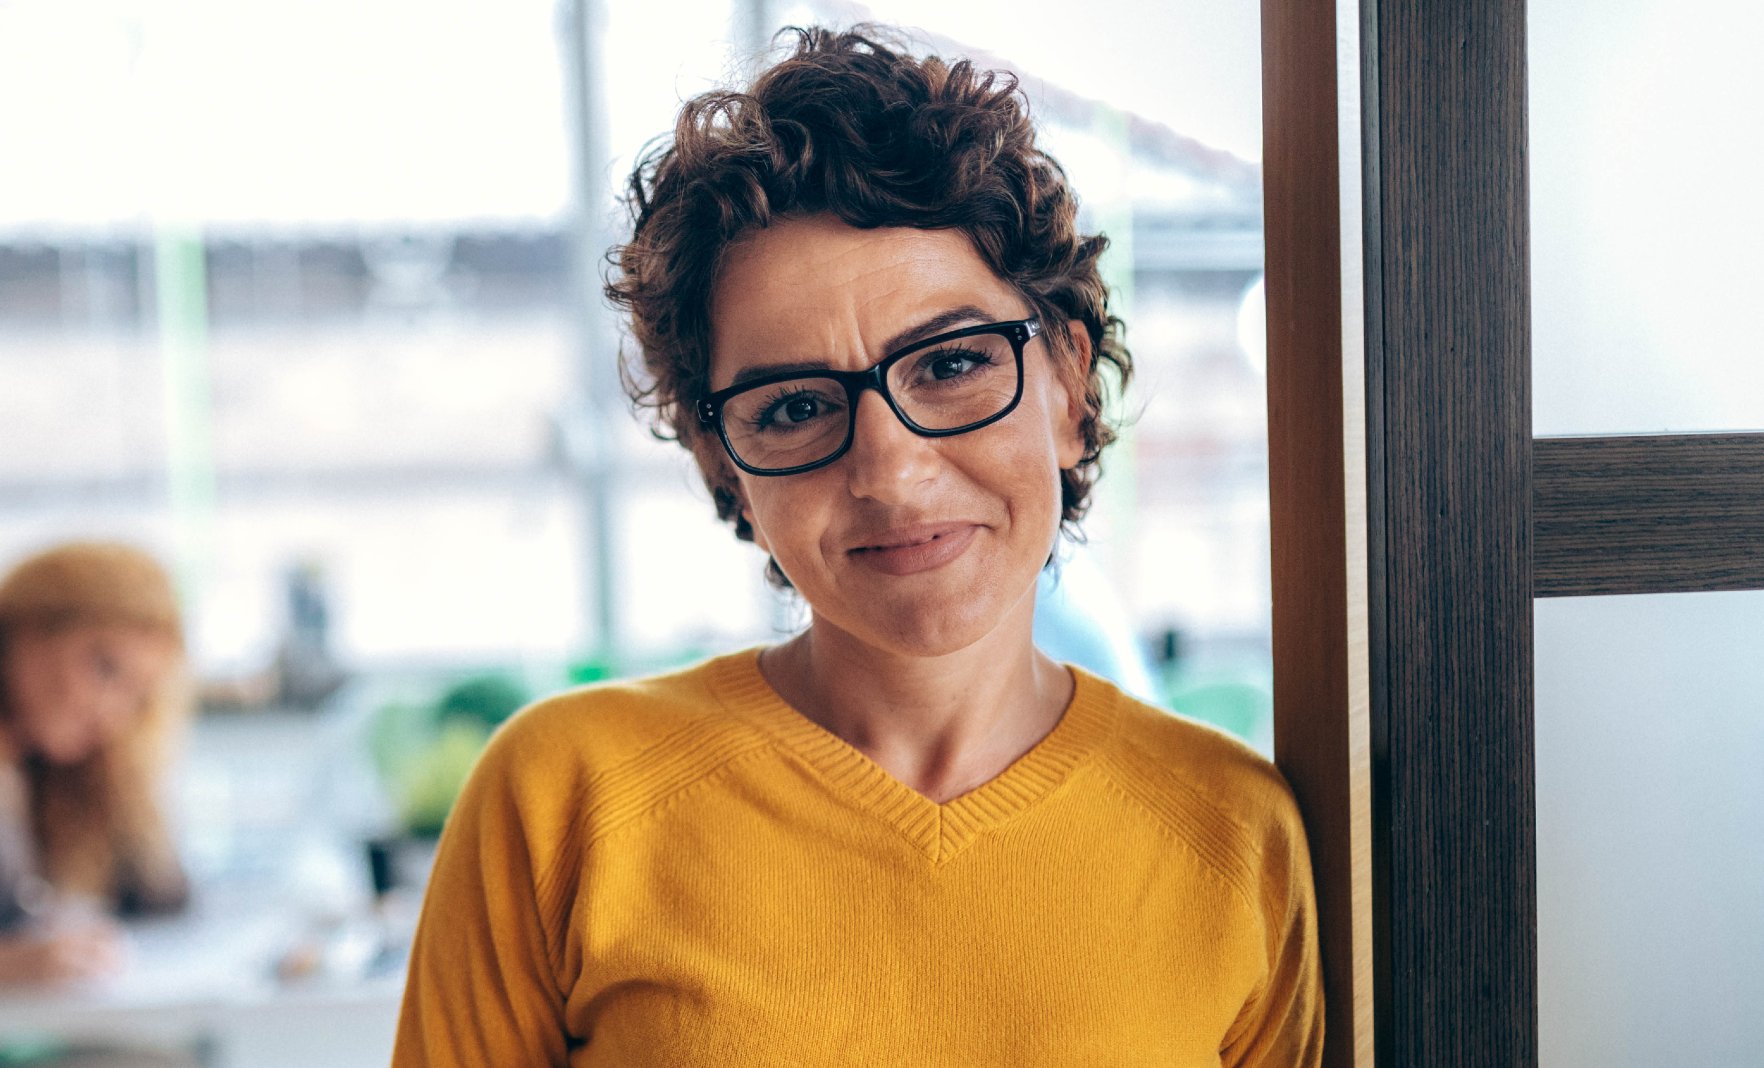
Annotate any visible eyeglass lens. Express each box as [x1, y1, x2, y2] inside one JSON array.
[[719, 329, 1021, 472]]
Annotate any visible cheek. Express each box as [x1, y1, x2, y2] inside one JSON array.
[[737, 474, 782, 554], [96, 690, 143, 741], [5, 671, 82, 753], [743, 482, 812, 560], [740, 475, 857, 589], [737, 482, 770, 554], [6, 655, 62, 722], [1007, 455, 1066, 542], [988, 409, 1068, 517]]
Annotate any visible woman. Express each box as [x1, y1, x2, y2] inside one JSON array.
[[0, 541, 191, 984], [396, 28, 1321, 1065]]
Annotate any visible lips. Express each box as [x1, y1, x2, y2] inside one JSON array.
[[846, 522, 981, 576]]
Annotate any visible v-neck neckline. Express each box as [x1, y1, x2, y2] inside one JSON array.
[[707, 647, 1118, 864]]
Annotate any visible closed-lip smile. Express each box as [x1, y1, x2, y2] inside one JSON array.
[[850, 522, 971, 551], [846, 522, 981, 576]]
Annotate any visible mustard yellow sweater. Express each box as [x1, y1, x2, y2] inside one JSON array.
[[393, 649, 1323, 1066]]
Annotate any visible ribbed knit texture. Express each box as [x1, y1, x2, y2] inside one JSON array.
[[393, 649, 1323, 1067]]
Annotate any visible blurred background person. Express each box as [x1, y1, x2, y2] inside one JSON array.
[[0, 541, 190, 985]]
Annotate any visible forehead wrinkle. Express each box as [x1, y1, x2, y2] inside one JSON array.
[[708, 221, 1017, 388]]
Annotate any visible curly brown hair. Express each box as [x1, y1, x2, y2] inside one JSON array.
[[606, 25, 1131, 554]]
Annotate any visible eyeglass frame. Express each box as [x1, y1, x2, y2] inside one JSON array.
[[695, 317, 1042, 477]]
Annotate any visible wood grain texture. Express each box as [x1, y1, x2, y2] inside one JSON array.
[[1535, 434, 1764, 596], [1261, 2, 1375, 1065], [1368, 0, 1537, 1064]]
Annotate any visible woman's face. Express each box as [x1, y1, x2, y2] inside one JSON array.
[[709, 214, 1085, 657], [2, 623, 176, 764]]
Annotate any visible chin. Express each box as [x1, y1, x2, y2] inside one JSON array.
[[816, 574, 1029, 659], [26, 720, 104, 765], [40, 738, 94, 766]]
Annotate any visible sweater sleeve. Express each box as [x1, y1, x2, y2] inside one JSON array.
[[392, 717, 575, 1067], [1220, 782, 1326, 1068]]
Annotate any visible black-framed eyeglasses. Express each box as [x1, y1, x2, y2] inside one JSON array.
[[696, 318, 1041, 476]]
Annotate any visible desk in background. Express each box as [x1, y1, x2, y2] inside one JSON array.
[[2, 694, 417, 1066], [0, 884, 403, 1067]]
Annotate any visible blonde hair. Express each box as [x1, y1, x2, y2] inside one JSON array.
[[0, 541, 191, 912]]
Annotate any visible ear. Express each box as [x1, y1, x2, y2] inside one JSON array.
[[1053, 320, 1090, 470]]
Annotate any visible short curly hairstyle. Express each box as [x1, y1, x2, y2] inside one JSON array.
[[606, 26, 1131, 553]]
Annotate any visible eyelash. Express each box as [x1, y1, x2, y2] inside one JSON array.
[[915, 347, 994, 381], [748, 387, 843, 430]]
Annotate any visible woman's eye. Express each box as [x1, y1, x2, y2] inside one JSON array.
[[925, 348, 990, 381], [753, 388, 840, 430]]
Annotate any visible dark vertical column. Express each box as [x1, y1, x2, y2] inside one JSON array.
[[1365, 0, 1536, 1064]]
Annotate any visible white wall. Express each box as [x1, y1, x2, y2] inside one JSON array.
[[1530, 0, 1764, 435], [1531, 3, 1764, 1063], [1535, 594, 1764, 1066]]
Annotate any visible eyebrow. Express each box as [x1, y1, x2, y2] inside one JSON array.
[[726, 304, 996, 388]]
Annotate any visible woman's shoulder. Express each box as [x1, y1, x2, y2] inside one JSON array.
[[1078, 671, 1309, 880], [464, 648, 783, 834], [485, 648, 764, 770], [1118, 697, 1292, 806]]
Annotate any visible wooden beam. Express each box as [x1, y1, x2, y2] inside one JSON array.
[[1262, 1, 1375, 1064], [1367, 0, 1536, 1063], [1535, 434, 1764, 596]]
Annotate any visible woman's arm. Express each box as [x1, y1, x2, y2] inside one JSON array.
[[0, 917, 123, 985], [1220, 788, 1326, 1067], [392, 721, 574, 1067]]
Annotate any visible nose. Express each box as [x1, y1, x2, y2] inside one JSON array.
[[841, 390, 938, 503]]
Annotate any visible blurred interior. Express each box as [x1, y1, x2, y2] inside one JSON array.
[[0, 0, 1272, 1062]]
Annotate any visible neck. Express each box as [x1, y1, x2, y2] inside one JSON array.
[[759, 596, 1074, 803]]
